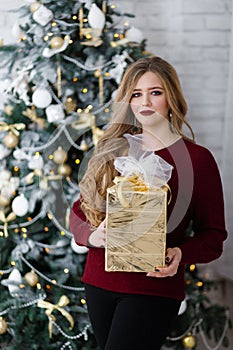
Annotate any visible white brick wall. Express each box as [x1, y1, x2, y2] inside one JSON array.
[[114, 0, 232, 166], [0, 0, 232, 165], [0, 0, 23, 43]]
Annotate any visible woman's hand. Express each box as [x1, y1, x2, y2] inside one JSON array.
[[147, 247, 182, 278], [88, 219, 106, 247]]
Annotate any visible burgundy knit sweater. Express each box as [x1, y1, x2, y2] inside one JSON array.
[[70, 139, 227, 301]]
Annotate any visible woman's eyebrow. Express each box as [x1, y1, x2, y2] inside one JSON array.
[[133, 86, 164, 91]]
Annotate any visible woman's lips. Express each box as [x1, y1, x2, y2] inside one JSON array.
[[139, 110, 155, 116]]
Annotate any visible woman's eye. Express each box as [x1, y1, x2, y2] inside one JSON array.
[[131, 92, 141, 98], [151, 90, 162, 96]]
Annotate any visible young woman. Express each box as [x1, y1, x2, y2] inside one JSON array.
[[70, 56, 227, 350]]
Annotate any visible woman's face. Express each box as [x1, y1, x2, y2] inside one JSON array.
[[130, 71, 169, 130]]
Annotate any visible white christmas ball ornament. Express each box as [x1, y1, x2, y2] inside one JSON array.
[[71, 237, 88, 254], [125, 26, 144, 43], [32, 88, 52, 108], [12, 194, 29, 217], [46, 104, 65, 123], [88, 4, 105, 31], [33, 5, 53, 26], [178, 298, 187, 315]]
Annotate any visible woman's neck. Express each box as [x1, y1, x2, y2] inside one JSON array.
[[142, 128, 181, 151]]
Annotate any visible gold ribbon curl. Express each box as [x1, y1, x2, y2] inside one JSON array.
[[94, 69, 104, 105], [37, 295, 74, 338], [113, 174, 171, 208], [39, 174, 63, 190], [0, 211, 16, 237], [57, 63, 62, 98], [79, 5, 84, 39], [0, 122, 26, 136], [102, 1, 107, 14], [22, 108, 46, 128], [80, 28, 103, 47], [71, 113, 104, 145], [25, 170, 63, 190]]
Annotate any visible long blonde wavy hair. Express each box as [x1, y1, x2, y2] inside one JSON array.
[[79, 56, 195, 227]]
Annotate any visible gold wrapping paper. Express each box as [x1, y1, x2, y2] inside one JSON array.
[[105, 184, 167, 272]]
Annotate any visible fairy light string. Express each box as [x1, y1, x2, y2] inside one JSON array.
[[60, 342, 74, 350], [166, 308, 230, 349], [20, 255, 84, 292], [0, 267, 14, 275], [52, 322, 90, 340], [198, 310, 230, 350], [0, 294, 46, 316]]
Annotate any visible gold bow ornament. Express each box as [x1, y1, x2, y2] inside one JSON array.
[[80, 28, 103, 47], [71, 113, 104, 145], [0, 122, 26, 136], [0, 211, 16, 237], [24, 170, 63, 190], [22, 108, 46, 129], [37, 295, 74, 338]]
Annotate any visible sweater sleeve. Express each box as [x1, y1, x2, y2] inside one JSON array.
[[179, 147, 228, 265], [69, 198, 92, 247]]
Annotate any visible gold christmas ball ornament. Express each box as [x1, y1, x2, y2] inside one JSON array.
[[24, 270, 39, 287], [57, 164, 72, 176], [50, 36, 64, 49], [4, 132, 19, 149], [182, 333, 197, 349], [30, 1, 41, 13], [53, 147, 68, 164], [0, 317, 8, 335]]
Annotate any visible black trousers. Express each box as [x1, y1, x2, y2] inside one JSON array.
[[85, 284, 181, 350]]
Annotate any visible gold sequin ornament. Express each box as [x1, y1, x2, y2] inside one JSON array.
[[4, 132, 19, 148], [53, 147, 68, 164], [182, 333, 196, 349], [24, 270, 39, 287], [57, 164, 72, 176], [50, 36, 64, 49]]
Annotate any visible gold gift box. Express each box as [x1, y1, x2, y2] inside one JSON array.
[[105, 181, 167, 272]]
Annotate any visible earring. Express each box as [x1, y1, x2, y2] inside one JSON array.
[[168, 109, 175, 132], [131, 118, 139, 135]]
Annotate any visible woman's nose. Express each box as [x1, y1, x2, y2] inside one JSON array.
[[142, 94, 151, 106]]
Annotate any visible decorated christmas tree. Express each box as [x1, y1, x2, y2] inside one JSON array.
[[164, 263, 231, 350], [0, 1, 148, 349], [0, 1, 231, 349]]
